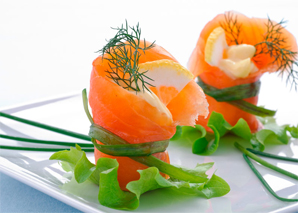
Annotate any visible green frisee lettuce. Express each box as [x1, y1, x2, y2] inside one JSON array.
[[50, 145, 230, 210], [171, 112, 298, 155]]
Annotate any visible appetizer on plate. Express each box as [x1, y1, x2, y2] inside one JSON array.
[[188, 11, 298, 133], [49, 22, 229, 210], [89, 23, 209, 190]]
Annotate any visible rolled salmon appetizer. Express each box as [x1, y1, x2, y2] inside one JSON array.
[[89, 24, 208, 190], [188, 11, 298, 133]]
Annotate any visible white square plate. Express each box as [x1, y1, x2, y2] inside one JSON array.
[[0, 93, 297, 213]]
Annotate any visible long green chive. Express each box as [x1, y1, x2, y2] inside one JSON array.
[[90, 127, 208, 182], [131, 155, 209, 183], [197, 77, 276, 117], [82, 89, 94, 124], [197, 77, 261, 101], [234, 142, 298, 180], [90, 135, 169, 157], [0, 112, 91, 141], [243, 154, 298, 202], [0, 134, 93, 147], [229, 100, 276, 117], [247, 148, 298, 163], [0, 145, 94, 152]]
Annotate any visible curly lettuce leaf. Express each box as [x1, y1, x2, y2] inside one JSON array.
[[171, 112, 251, 155], [97, 158, 139, 210], [253, 117, 298, 150], [50, 144, 100, 184], [287, 125, 298, 138], [172, 112, 298, 155], [198, 174, 231, 198], [50, 146, 230, 210], [50, 147, 138, 210], [127, 165, 230, 199]]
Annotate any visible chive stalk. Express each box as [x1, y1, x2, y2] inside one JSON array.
[[82, 89, 94, 124], [88, 122, 208, 182], [0, 145, 94, 152], [0, 112, 91, 141], [229, 100, 276, 117], [247, 148, 298, 163], [90, 137, 169, 157], [243, 154, 298, 202], [131, 155, 208, 183], [234, 142, 298, 180], [197, 78, 276, 117], [0, 134, 93, 147], [197, 77, 261, 101]]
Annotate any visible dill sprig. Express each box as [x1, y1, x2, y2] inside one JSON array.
[[254, 18, 298, 89], [220, 12, 242, 45], [98, 21, 155, 92]]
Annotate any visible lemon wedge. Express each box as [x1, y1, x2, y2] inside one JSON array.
[[204, 27, 228, 66], [133, 59, 194, 118], [138, 59, 193, 105]]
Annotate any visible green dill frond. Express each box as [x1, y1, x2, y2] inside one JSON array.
[[254, 18, 298, 90], [97, 21, 155, 92], [220, 12, 242, 45]]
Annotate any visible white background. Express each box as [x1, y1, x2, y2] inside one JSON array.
[[0, 0, 298, 122]]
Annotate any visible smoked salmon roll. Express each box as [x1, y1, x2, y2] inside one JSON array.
[[89, 23, 208, 190], [188, 11, 298, 133]]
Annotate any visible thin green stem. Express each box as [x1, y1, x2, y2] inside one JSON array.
[[0, 145, 94, 152], [131, 155, 208, 183], [89, 137, 169, 157], [247, 148, 298, 163], [0, 112, 91, 141], [234, 142, 298, 180], [82, 89, 94, 124], [197, 77, 260, 101], [243, 154, 298, 202], [90, 124, 208, 182], [0, 134, 93, 147], [197, 78, 275, 117], [229, 100, 276, 117]]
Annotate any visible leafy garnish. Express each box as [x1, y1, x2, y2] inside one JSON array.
[[97, 158, 139, 210], [171, 112, 298, 155], [50, 146, 230, 210], [127, 166, 230, 199], [287, 125, 298, 138], [253, 116, 297, 150], [98, 21, 155, 92]]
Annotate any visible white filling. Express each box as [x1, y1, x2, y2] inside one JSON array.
[[218, 44, 259, 79]]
